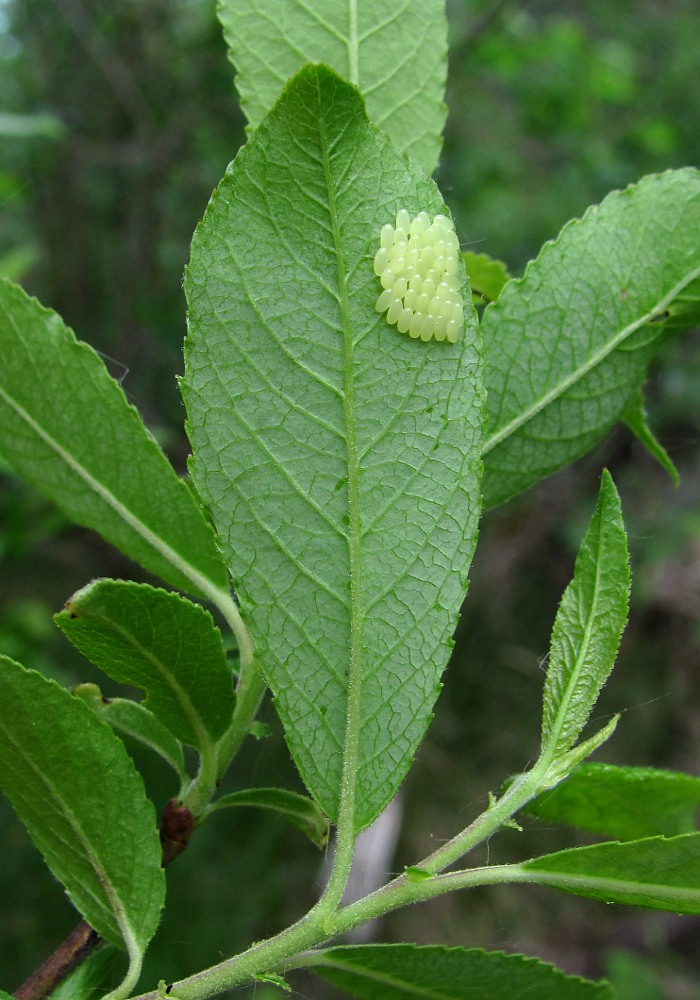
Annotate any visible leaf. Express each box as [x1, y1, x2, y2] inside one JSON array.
[[74, 683, 188, 782], [464, 252, 511, 306], [538, 715, 619, 792], [0, 658, 165, 962], [526, 762, 700, 841], [622, 388, 680, 486], [481, 168, 700, 509], [520, 833, 700, 913], [183, 65, 482, 829], [305, 944, 613, 999], [56, 580, 234, 749], [218, 0, 447, 175], [210, 787, 329, 848], [0, 277, 228, 597], [541, 471, 629, 760], [48, 945, 120, 1000]]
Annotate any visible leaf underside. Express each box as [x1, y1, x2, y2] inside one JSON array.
[[218, 0, 448, 175], [183, 66, 483, 829]]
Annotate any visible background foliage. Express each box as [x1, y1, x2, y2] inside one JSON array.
[[0, 1, 698, 997]]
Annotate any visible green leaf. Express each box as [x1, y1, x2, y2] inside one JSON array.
[[526, 762, 700, 841], [218, 1, 447, 175], [305, 944, 612, 999], [520, 833, 700, 913], [541, 471, 629, 760], [464, 252, 511, 306], [210, 787, 329, 848], [183, 65, 482, 829], [56, 580, 234, 749], [74, 683, 188, 782], [622, 388, 680, 486], [0, 277, 228, 598], [481, 168, 700, 509], [0, 658, 165, 966], [48, 945, 120, 1000]]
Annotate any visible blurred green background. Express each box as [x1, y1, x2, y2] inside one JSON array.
[[1, 1, 699, 998]]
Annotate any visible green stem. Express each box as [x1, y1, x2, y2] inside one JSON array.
[[214, 657, 267, 780], [127, 859, 528, 1000], [417, 758, 550, 874], [180, 736, 219, 819]]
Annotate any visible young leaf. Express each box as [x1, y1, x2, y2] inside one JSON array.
[[519, 833, 700, 913], [622, 389, 680, 486], [218, 1, 447, 175], [183, 65, 483, 830], [0, 278, 228, 597], [74, 683, 188, 783], [56, 580, 234, 749], [541, 471, 629, 761], [526, 762, 700, 841], [481, 168, 700, 508], [305, 944, 612, 999], [210, 787, 329, 848], [0, 658, 165, 961]]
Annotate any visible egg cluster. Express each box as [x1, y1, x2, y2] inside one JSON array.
[[374, 209, 464, 343]]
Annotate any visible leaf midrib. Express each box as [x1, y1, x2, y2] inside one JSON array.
[[314, 955, 458, 1000], [317, 76, 363, 838], [544, 517, 605, 759], [0, 375, 221, 604], [482, 262, 700, 456]]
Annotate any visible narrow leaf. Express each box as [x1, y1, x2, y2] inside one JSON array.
[[74, 683, 188, 782], [210, 787, 329, 848], [0, 658, 165, 955], [526, 762, 700, 841], [56, 580, 234, 749], [540, 715, 619, 790], [481, 168, 700, 508], [218, 0, 447, 175], [183, 66, 483, 829], [541, 471, 629, 759], [0, 278, 228, 597], [622, 389, 680, 486], [306, 944, 612, 999], [520, 833, 700, 913]]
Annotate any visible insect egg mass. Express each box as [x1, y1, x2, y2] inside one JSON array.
[[374, 209, 464, 343]]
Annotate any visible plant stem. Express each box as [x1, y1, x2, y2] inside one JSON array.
[[214, 654, 267, 781], [126, 859, 527, 1000], [417, 763, 548, 874], [13, 922, 100, 1000]]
